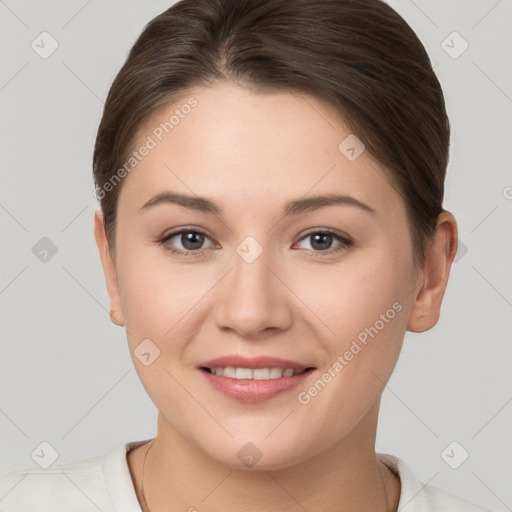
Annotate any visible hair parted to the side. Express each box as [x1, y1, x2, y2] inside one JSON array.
[[93, 0, 450, 266]]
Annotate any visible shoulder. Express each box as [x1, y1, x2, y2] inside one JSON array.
[[1, 439, 150, 512], [377, 452, 491, 512], [1, 449, 112, 511]]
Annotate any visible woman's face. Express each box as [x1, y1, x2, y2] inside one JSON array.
[[99, 81, 423, 468]]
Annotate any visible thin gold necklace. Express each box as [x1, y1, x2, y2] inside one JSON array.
[[140, 439, 155, 512], [139, 440, 392, 512]]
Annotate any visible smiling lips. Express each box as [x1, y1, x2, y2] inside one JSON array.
[[199, 356, 315, 402]]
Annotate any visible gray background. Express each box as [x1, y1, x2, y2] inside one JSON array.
[[0, 0, 510, 510]]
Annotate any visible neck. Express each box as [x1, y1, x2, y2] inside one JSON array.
[[129, 404, 400, 512]]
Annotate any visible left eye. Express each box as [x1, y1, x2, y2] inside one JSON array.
[[296, 231, 351, 252]]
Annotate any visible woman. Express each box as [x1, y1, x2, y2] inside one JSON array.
[[0, 0, 490, 510]]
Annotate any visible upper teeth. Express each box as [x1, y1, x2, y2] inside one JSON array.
[[210, 367, 305, 380]]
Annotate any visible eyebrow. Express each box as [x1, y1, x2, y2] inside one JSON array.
[[139, 191, 375, 216]]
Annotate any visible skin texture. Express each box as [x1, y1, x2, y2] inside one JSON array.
[[94, 81, 458, 511]]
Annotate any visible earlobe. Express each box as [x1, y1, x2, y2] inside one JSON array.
[[94, 208, 126, 327], [406, 211, 458, 333]]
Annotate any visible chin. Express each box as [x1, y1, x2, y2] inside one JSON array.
[[200, 433, 314, 472]]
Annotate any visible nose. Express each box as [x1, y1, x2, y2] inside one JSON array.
[[213, 244, 293, 339]]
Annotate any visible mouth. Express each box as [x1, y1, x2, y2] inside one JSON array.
[[198, 357, 316, 402]]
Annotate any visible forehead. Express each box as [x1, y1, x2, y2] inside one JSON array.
[[117, 81, 401, 219]]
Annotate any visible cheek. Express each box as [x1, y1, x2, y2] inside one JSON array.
[[292, 248, 412, 349], [115, 247, 217, 419], [116, 238, 215, 351], [289, 245, 413, 412]]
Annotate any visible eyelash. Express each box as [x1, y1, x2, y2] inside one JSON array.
[[158, 228, 353, 257]]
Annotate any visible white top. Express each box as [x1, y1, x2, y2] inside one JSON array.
[[0, 439, 490, 511]]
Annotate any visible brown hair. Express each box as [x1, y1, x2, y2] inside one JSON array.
[[93, 0, 450, 266]]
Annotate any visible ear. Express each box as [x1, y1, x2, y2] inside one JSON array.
[[407, 211, 458, 333], [94, 208, 125, 327]]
